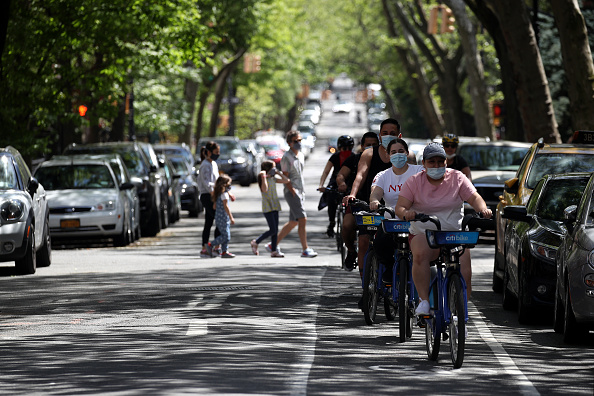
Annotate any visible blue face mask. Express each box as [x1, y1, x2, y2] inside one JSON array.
[[293, 141, 302, 151], [426, 166, 446, 180], [390, 153, 408, 169], [364, 145, 374, 150], [381, 135, 397, 149]]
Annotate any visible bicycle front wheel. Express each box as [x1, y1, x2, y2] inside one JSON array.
[[398, 257, 411, 342], [362, 250, 380, 325], [335, 207, 343, 251], [448, 273, 466, 368], [425, 281, 440, 360]]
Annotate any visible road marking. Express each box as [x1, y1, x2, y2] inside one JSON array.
[[185, 319, 208, 336], [469, 301, 540, 396]]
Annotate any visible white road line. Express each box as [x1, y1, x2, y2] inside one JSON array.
[[185, 319, 208, 336], [469, 301, 540, 396]]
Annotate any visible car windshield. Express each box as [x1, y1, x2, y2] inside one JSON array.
[[0, 155, 18, 190], [457, 145, 528, 171], [67, 147, 148, 176], [169, 157, 189, 174], [214, 140, 244, 156], [536, 177, 589, 221], [526, 154, 594, 189], [35, 165, 115, 190]]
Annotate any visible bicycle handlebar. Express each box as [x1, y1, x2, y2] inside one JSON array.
[[349, 198, 395, 218], [409, 212, 491, 232]]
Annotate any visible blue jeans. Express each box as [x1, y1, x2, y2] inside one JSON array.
[[256, 211, 279, 251], [212, 219, 230, 252]]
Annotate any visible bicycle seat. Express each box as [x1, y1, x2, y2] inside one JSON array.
[[425, 230, 479, 249]]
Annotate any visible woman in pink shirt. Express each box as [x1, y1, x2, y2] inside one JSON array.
[[395, 143, 492, 316]]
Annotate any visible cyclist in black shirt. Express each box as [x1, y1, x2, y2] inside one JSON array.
[[442, 133, 472, 180]]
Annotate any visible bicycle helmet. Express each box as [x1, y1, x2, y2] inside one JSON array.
[[442, 133, 459, 144], [337, 135, 354, 149]]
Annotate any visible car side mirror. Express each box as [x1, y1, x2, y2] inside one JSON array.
[[502, 205, 531, 222], [120, 181, 135, 191], [504, 178, 519, 195], [27, 177, 39, 196], [563, 205, 578, 233]]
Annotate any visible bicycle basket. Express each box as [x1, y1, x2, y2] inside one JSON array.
[[425, 230, 479, 248], [355, 211, 385, 232], [382, 219, 410, 233]]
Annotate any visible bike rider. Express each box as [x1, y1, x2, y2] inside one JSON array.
[[335, 132, 379, 270], [394, 143, 492, 316], [442, 133, 472, 180], [318, 135, 355, 237], [343, 118, 401, 278]]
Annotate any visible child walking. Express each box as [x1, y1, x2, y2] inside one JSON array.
[[206, 175, 235, 258], [251, 160, 289, 257]]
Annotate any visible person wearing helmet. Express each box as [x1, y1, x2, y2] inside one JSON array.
[[318, 135, 355, 237], [442, 133, 472, 180]]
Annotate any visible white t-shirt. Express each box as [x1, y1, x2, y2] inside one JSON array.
[[372, 165, 424, 218]]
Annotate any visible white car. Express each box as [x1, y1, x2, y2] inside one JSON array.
[[332, 100, 354, 114], [0, 146, 51, 274], [299, 109, 320, 125], [34, 156, 136, 246]]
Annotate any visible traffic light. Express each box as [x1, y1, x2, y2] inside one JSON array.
[[252, 55, 261, 72], [492, 101, 504, 127], [78, 105, 88, 117], [440, 7, 455, 34], [427, 6, 439, 35]]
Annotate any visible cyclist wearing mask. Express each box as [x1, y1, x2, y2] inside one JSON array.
[[442, 133, 471, 181], [343, 118, 401, 277], [395, 143, 491, 315], [318, 135, 355, 237]]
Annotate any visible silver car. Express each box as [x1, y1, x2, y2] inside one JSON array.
[[0, 146, 51, 274], [34, 156, 136, 246]]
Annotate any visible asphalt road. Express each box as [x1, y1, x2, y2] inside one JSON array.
[[0, 98, 592, 395]]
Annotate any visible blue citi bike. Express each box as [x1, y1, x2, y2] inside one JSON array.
[[409, 213, 490, 368], [352, 200, 418, 343]]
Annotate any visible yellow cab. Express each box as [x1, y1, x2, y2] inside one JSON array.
[[492, 130, 594, 292]]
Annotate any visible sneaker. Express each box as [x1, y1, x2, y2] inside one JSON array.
[[265, 242, 273, 253], [200, 248, 209, 257], [301, 248, 318, 258], [271, 250, 285, 258], [221, 251, 235, 258], [344, 250, 357, 271], [250, 240, 259, 255], [326, 226, 335, 238], [205, 243, 214, 258], [415, 299, 431, 316]]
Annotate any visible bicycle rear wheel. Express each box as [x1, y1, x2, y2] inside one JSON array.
[[448, 273, 466, 368], [398, 257, 411, 342], [362, 249, 380, 325]]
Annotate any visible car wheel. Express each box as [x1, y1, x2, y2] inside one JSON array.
[[161, 201, 169, 229], [114, 216, 131, 247], [37, 217, 52, 268], [144, 205, 162, 237], [563, 281, 588, 343], [517, 261, 533, 324], [16, 226, 36, 275], [502, 262, 516, 310], [240, 176, 251, 187]]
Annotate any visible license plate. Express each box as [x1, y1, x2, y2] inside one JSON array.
[[60, 219, 80, 228]]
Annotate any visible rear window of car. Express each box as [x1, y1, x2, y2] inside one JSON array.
[[526, 154, 594, 189], [35, 165, 116, 190], [536, 177, 589, 221], [457, 144, 528, 171]]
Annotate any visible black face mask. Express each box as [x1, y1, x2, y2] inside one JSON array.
[[210, 153, 220, 161]]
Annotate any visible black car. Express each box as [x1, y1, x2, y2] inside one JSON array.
[[157, 154, 181, 224], [198, 137, 252, 186], [502, 173, 590, 323], [169, 155, 201, 217], [554, 172, 594, 342], [64, 142, 163, 237]]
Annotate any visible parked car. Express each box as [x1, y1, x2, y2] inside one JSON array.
[[457, 140, 531, 222], [34, 155, 137, 247], [554, 172, 594, 342], [493, 132, 594, 292], [0, 146, 51, 274], [154, 143, 196, 168], [297, 120, 316, 137], [301, 132, 316, 156], [198, 136, 252, 186], [168, 155, 201, 217], [138, 142, 170, 229], [64, 142, 163, 237], [328, 136, 338, 153], [239, 139, 265, 182], [299, 109, 320, 125], [157, 154, 181, 224], [501, 173, 590, 323]]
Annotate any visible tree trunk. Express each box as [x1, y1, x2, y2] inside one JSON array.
[[445, 0, 494, 140], [550, 0, 594, 136], [209, 67, 231, 137], [181, 64, 198, 147], [194, 88, 210, 147], [483, 0, 561, 143]]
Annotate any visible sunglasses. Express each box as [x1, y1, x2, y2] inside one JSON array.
[[443, 143, 458, 148]]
